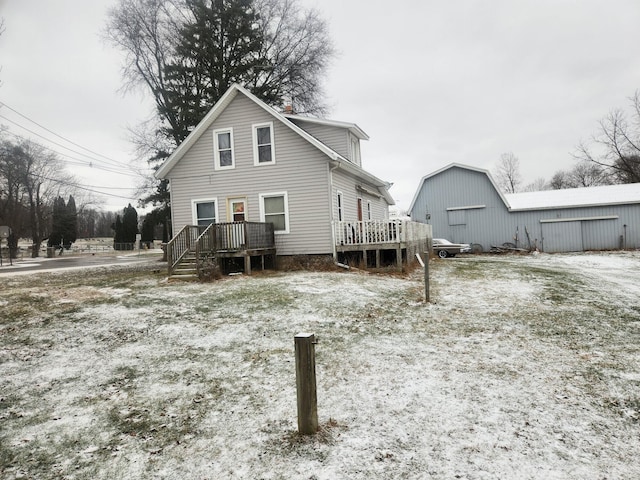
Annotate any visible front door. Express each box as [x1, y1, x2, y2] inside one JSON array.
[[228, 198, 247, 222], [227, 198, 247, 248]]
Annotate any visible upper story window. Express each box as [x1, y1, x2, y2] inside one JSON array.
[[213, 128, 234, 170], [337, 191, 343, 221], [253, 122, 276, 165]]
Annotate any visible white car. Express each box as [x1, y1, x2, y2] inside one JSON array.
[[432, 238, 471, 258]]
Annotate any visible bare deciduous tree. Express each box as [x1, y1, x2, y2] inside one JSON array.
[[576, 90, 640, 184], [0, 139, 71, 256], [105, 0, 335, 230], [522, 177, 549, 192], [549, 160, 612, 189], [494, 152, 522, 193]]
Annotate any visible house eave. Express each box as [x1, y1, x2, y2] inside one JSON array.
[[330, 158, 395, 205]]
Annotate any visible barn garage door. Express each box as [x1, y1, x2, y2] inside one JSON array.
[[542, 221, 582, 253], [541, 216, 619, 253], [582, 219, 619, 250]]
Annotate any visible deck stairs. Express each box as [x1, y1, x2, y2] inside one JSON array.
[[170, 251, 199, 279], [166, 222, 275, 279]]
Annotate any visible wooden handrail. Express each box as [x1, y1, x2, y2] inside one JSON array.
[[168, 222, 276, 275], [166, 225, 203, 275]]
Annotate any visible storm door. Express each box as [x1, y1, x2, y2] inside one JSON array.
[[227, 198, 247, 249]]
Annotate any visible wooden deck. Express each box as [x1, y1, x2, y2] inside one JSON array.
[[167, 222, 275, 277], [333, 220, 432, 269]]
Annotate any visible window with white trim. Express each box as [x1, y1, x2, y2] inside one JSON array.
[[259, 192, 289, 234], [367, 200, 372, 220], [213, 128, 234, 170], [192, 198, 218, 226], [337, 191, 343, 221], [253, 122, 275, 165]]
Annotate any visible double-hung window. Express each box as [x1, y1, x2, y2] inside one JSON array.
[[192, 199, 218, 226], [253, 122, 275, 165], [213, 128, 234, 170], [259, 192, 289, 234]]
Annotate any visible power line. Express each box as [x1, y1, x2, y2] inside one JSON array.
[[25, 170, 141, 201], [1, 129, 151, 178], [0, 100, 137, 171], [0, 114, 141, 176]]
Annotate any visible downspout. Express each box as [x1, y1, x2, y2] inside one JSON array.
[[329, 162, 339, 262]]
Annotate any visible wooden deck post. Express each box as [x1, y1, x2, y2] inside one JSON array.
[[295, 333, 318, 435]]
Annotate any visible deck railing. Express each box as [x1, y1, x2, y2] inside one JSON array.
[[167, 225, 206, 274], [168, 222, 275, 274], [333, 220, 402, 246], [332, 219, 431, 247]]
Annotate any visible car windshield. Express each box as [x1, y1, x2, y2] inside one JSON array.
[[433, 238, 453, 245]]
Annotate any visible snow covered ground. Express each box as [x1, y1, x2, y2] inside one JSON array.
[[1, 251, 639, 479]]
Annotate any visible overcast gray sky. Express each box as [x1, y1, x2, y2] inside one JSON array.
[[1, 0, 640, 212]]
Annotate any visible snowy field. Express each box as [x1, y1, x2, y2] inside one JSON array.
[[1, 251, 639, 479]]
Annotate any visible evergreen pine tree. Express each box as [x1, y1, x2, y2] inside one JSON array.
[[47, 196, 65, 247], [113, 215, 123, 250], [141, 214, 155, 248], [162, 0, 265, 142], [122, 204, 139, 250], [64, 195, 78, 248]]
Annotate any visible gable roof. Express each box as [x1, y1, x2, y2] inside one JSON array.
[[283, 114, 369, 140], [408, 162, 640, 214], [407, 163, 509, 214], [154, 84, 393, 204]]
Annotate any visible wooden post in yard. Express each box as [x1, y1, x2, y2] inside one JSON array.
[[424, 250, 430, 303], [295, 333, 318, 435], [415, 252, 430, 303]]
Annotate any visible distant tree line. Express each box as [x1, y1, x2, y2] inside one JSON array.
[[0, 137, 145, 258], [0, 138, 71, 257]]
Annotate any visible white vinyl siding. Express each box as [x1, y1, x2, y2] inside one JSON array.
[[213, 128, 234, 170], [259, 191, 289, 234], [253, 122, 276, 165]]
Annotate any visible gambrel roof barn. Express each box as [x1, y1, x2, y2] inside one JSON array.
[[408, 163, 640, 253]]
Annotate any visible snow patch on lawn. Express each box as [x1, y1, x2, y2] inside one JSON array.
[[1, 252, 639, 479]]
